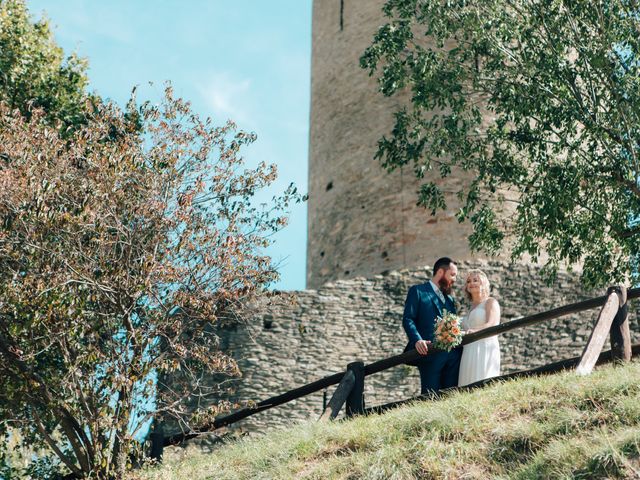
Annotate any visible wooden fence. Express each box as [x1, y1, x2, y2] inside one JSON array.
[[151, 285, 637, 457]]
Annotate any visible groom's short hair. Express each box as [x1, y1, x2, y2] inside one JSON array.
[[433, 257, 456, 276]]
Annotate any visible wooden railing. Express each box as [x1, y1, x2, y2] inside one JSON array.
[[153, 285, 637, 456]]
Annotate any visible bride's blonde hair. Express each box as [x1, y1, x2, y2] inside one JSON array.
[[464, 269, 491, 302]]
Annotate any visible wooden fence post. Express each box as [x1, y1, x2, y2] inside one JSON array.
[[610, 286, 632, 362], [576, 287, 620, 375], [322, 388, 328, 412], [150, 418, 164, 462], [319, 370, 355, 421], [345, 361, 365, 417]]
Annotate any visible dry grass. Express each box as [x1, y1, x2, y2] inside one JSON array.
[[137, 360, 640, 479]]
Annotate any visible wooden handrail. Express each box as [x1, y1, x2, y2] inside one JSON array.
[[163, 370, 346, 446], [363, 342, 640, 416], [366, 288, 640, 376], [161, 287, 640, 447]]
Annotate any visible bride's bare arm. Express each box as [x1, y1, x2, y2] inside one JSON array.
[[465, 298, 501, 334]]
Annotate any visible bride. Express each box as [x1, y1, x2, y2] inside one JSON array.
[[458, 269, 501, 387]]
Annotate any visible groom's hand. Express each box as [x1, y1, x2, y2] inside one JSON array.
[[415, 340, 430, 356]]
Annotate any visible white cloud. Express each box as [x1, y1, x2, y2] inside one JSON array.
[[197, 73, 253, 125]]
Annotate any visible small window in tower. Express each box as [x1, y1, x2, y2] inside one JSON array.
[[340, 0, 344, 31], [320, 251, 325, 257], [344, 270, 350, 275], [381, 251, 389, 259], [326, 181, 333, 191]]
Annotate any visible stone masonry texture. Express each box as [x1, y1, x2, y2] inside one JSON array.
[[201, 261, 639, 435]]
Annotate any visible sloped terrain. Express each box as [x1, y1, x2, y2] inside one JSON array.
[[140, 361, 640, 479]]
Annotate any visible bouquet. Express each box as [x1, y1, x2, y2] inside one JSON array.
[[433, 310, 463, 351]]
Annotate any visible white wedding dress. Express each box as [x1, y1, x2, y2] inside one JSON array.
[[458, 300, 501, 387]]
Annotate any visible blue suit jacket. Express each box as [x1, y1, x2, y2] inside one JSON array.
[[402, 282, 457, 352]]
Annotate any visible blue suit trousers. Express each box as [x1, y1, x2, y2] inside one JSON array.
[[416, 347, 462, 394]]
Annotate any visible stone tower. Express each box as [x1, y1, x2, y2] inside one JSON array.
[[307, 0, 486, 289]]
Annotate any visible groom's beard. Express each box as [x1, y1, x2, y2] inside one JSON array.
[[438, 278, 454, 296]]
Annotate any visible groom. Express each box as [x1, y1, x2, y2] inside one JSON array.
[[402, 257, 462, 394]]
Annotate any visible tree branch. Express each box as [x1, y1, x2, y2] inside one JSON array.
[[31, 408, 82, 478]]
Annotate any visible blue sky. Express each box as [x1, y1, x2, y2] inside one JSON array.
[[27, 0, 312, 291]]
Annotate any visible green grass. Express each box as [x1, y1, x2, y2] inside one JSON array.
[[139, 361, 640, 479]]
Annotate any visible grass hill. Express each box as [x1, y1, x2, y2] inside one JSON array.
[[140, 361, 640, 479]]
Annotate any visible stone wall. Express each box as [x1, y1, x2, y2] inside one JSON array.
[[211, 261, 639, 434]]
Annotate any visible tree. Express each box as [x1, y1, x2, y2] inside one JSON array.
[[0, 86, 300, 479], [0, 0, 90, 132], [361, 0, 640, 287]]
